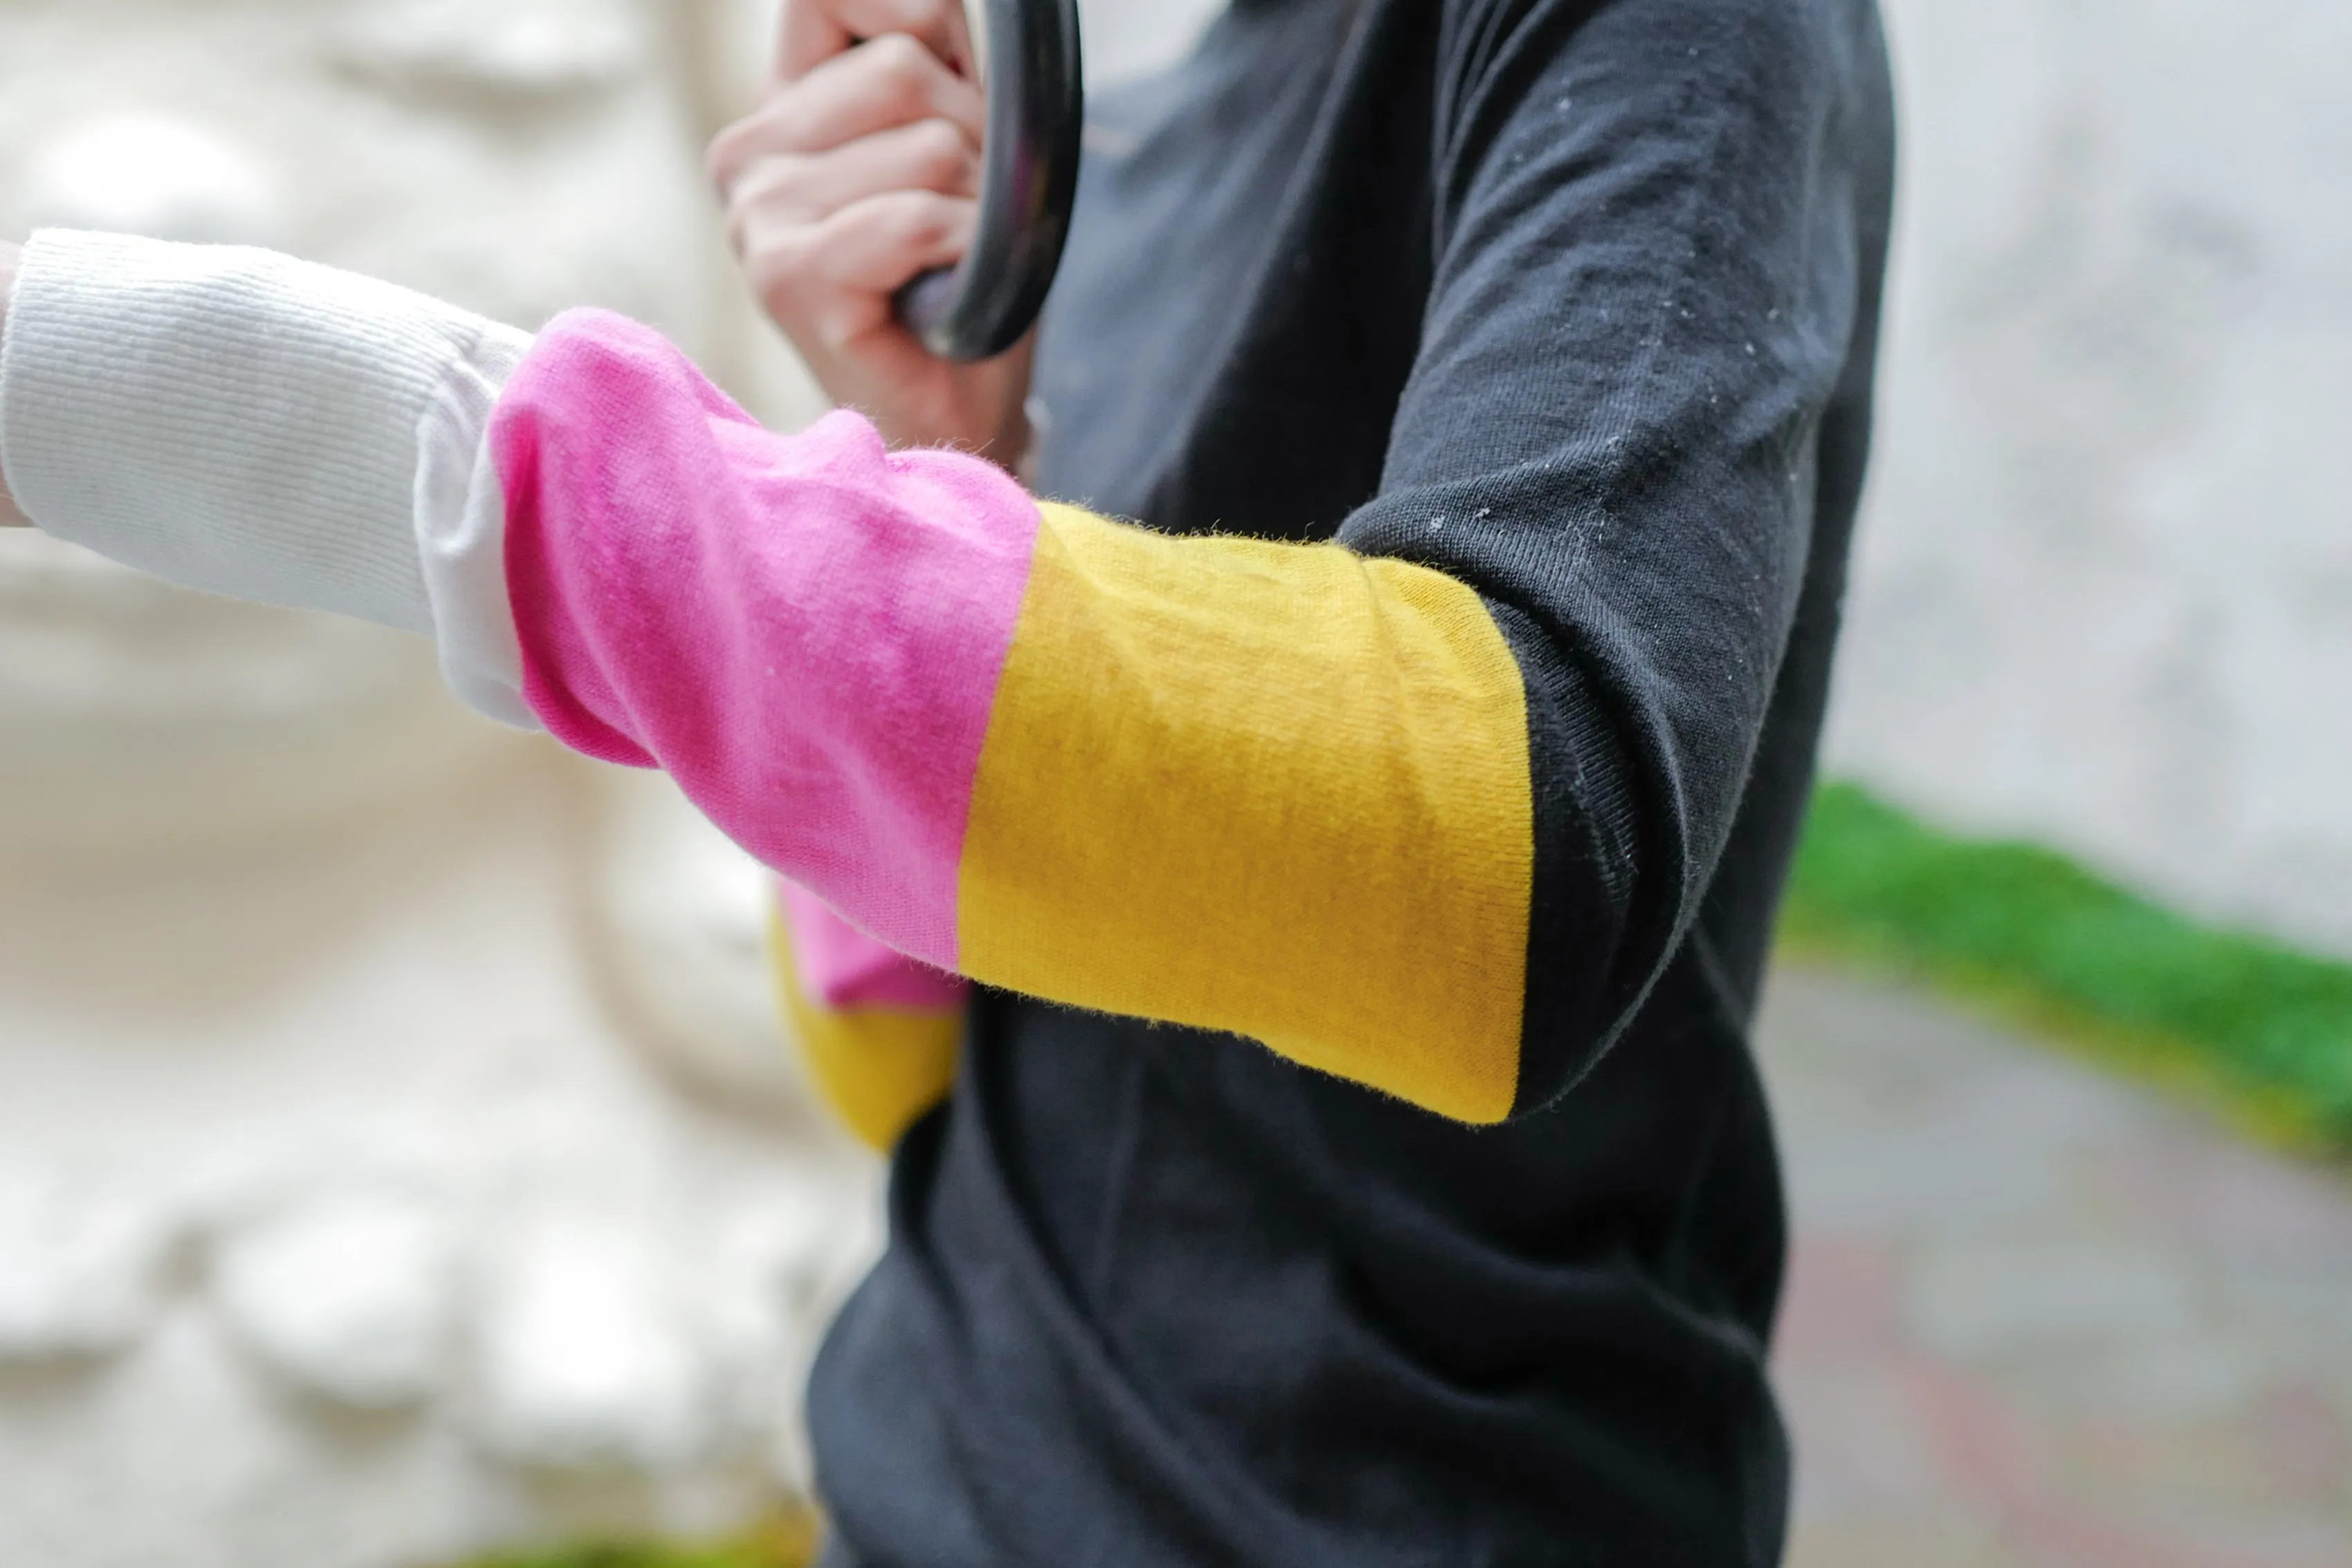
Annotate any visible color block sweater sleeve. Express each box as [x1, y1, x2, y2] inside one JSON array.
[[495, 0, 1882, 1125], [1332, 0, 1892, 1105], [493, 312, 1538, 1123], [0, 229, 1530, 1122], [0, 230, 966, 1144], [3, 0, 1879, 1132]]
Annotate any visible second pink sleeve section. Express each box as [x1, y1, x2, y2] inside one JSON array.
[[779, 880, 971, 1013], [489, 310, 1040, 972]]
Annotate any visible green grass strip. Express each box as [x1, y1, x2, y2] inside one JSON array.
[[455, 1549, 765, 1568], [1780, 782, 2352, 1150], [448, 1513, 817, 1568]]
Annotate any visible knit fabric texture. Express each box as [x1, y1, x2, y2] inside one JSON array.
[[0, 0, 1900, 1547], [0, 229, 537, 726], [0, 232, 520, 635], [769, 897, 964, 1154], [780, 881, 970, 1013], [495, 322, 1042, 972], [490, 312, 1536, 1125], [811, 0, 1898, 1563]]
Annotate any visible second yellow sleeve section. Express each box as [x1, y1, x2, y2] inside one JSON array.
[[769, 916, 962, 1152], [957, 504, 1534, 1125]]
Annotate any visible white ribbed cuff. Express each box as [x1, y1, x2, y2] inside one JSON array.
[[416, 341, 537, 728], [0, 230, 538, 728]]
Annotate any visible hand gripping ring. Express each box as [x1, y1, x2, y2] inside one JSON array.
[[894, 0, 1085, 362]]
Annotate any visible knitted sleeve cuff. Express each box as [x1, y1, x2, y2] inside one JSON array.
[[0, 229, 538, 728]]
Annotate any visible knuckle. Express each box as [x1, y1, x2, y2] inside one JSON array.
[[735, 212, 813, 286], [911, 118, 968, 181], [757, 225, 816, 278], [707, 127, 753, 190], [726, 204, 771, 264], [870, 30, 928, 73], [910, 192, 968, 244], [733, 156, 804, 210], [867, 34, 935, 103], [874, 191, 939, 242], [710, 98, 795, 174], [725, 181, 775, 241]]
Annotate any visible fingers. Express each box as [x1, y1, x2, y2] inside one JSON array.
[[724, 118, 980, 232], [738, 189, 977, 352], [712, 17, 986, 385], [710, 33, 984, 192], [777, 0, 975, 84], [720, 3, 1020, 445]]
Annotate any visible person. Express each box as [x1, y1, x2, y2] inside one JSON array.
[[0, 0, 1895, 1560]]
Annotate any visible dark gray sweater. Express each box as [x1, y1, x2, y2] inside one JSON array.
[[811, 0, 1895, 1560]]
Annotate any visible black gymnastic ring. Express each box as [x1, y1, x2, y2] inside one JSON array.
[[894, 0, 1085, 362]]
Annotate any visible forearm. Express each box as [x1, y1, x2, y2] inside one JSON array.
[[0, 232, 974, 1145], [499, 312, 1537, 1124], [0, 234, 1546, 1126]]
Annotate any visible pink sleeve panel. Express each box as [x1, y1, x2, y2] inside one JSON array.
[[491, 309, 1039, 972], [778, 879, 970, 1012]]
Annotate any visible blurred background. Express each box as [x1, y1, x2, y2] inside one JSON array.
[[0, 1, 2344, 1565]]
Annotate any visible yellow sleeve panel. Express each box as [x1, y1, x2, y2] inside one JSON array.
[[957, 504, 1535, 1125], [768, 914, 962, 1152]]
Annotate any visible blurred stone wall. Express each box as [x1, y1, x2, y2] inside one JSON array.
[[0, 7, 1234, 1563], [1826, 0, 2352, 957], [0, 6, 876, 1567]]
